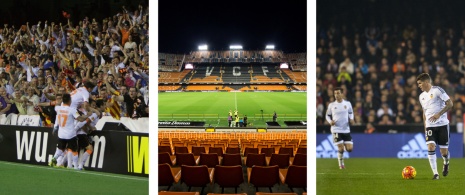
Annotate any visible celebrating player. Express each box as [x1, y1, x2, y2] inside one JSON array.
[[74, 99, 101, 170], [417, 73, 453, 180], [50, 94, 82, 169], [325, 87, 355, 169]]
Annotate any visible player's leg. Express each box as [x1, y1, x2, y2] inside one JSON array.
[[67, 137, 79, 169], [51, 140, 65, 167], [438, 125, 450, 176], [332, 133, 345, 169], [426, 128, 439, 179], [78, 136, 93, 170]]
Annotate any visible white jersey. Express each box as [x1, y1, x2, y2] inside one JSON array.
[[326, 100, 354, 133], [70, 87, 90, 109], [55, 105, 80, 139], [76, 111, 99, 135], [419, 86, 450, 127]]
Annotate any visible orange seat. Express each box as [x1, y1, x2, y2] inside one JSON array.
[[246, 153, 266, 167], [214, 165, 244, 193], [176, 153, 197, 166], [159, 146, 173, 155], [269, 154, 290, 168], [222, 153, 242, 166], [181, 165, 213, 194], [158, 163, 181, 191], [292, 153, 307, 166], [192, 146, 207, 156], [159, 152, 175, 166], [280, 165, 307, 192], [249, 165, 280, 192], [199, 153, 220, 168]]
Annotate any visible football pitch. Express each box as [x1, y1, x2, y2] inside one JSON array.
[[158, 92, 307, 127], [317, 158, 465, 194], [0, 161, 148, 194]]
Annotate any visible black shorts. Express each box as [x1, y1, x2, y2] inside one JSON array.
[[77, 134, 92, 149], [332, 133, 353, 145], [425, 125, 450, 148], [57, 137, 78, 152]]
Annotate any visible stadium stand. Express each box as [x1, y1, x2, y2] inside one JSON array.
[[159, 50, 306, 92]]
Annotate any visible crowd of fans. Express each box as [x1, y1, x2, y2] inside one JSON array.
[[0, 4, 149, 127], [316, 23, 465, 128]]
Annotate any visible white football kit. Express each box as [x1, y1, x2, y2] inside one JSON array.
[[55, 105, 80, 139], [70, 87, 90, 109], [326, 100, 354, 134], [419, 86, 450, 128]]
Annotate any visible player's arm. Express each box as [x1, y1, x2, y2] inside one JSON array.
[[348, 103, 355, 125], [325, 103, 335, 126], [437, 99, 453, 116]]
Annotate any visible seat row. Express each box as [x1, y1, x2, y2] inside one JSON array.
[[159, 153, 307, 168], [159, 146, 307, 157], [159, 192, 306, 195], [159, 164, 307, 194]]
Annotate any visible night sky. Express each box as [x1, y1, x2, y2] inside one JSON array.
[[158, 0, 307, 54]]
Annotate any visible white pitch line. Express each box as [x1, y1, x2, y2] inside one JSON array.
[[0, 161, 148, 181]]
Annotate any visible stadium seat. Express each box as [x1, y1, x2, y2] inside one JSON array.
[[244, 147, 259, 157], [159, 152, 175, 166], [176, 153, 197, 166], [226, 147, 240, 154], [159, 192, 199, 195], [159, 146, 173, 155], [279, 147, 294, 157], [214, 165, 244, 193], [192, 146, 207, 156], [256, 193, 297, 195], [222, 153, 242, 166], [280, 165, 307, 192], [291, 154, 306, 166], [260, 148, 275, 157], [158, 163, 181, 191], [181, 165, 213, 194], [249, 165, 280, 192], [296, 147, 307, 155], [209, 147, 224, 157], [268, 154, 290, 168], [246, 153, 267, 167], [199, 153, 220, 168], [175, 146, 189, 155]]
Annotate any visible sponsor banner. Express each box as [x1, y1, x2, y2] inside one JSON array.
[[284, 121, 307, 127], [0, 125, 148, 177], [158, 121, 205, 127], [316, 133, 463, 158]]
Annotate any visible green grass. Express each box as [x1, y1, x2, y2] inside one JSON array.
[[158, 92, 307, 127], [0, 161, 148, 194], [317, 158, 465, 195]]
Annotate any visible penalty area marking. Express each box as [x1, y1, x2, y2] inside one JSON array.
[[0, 161, 148, 181]]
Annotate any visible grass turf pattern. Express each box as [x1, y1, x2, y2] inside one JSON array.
[[158, 92, 307, 127], [0, 161, 148, 194], [317, 158, 465, 195]]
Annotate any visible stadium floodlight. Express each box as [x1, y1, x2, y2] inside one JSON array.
[[198, 45, 208, 50], [280, 63, 289, 69], [265, 45, 275, 50], [230, 45, 243, 50]]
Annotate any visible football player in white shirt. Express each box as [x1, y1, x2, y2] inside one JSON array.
[[69, 81, 95, 110], [74, 99, 101, 170], [417, 73, 453, 180], [50, 94, 94, 169], [326, 87, 355, 169]]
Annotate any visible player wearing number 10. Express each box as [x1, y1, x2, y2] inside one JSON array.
[[325, 87, 355, 169], [417, 73, 453, 180]]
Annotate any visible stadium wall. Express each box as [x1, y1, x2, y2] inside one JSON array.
[[317, 133, 464, 158], [0, 125, 148, 177]]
